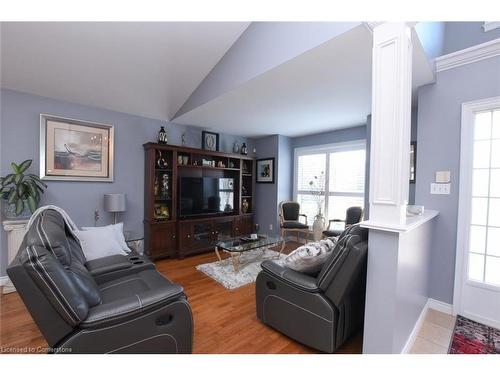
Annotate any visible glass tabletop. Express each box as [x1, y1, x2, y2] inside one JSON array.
[[216, 235, 283, 253]]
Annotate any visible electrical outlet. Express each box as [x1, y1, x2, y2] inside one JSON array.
[[269, 224, 273, 231]]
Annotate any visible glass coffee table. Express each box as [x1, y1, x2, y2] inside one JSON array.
[[215, 235, 285, 272]]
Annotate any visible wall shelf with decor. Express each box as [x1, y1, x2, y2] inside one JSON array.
[[143, 143, 256, 260], [177, 165, 241, 172]]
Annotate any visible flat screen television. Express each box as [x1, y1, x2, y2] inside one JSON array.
[[179, 177, 234, 217]]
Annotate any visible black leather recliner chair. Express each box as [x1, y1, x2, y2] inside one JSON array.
[[7, 209, 193, 353], [256, 225, 368, 353]]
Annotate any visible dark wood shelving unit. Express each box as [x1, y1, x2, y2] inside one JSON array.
[[144, 143, 256, 260], [178, 165, 241, 172]]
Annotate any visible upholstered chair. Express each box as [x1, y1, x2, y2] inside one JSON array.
[[322, 206, 363, 238], [279, 201, 310, 242]]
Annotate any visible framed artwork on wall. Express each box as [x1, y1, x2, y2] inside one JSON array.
[[40, 114, 114, 182], [201, 131, 219, 152], [256, 157, 275, 184], [410, 141, 417, 183]]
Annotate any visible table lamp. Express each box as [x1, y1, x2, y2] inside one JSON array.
[[104, 193, 126, 224]]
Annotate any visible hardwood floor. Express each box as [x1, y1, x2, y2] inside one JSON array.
[[0, 243, 362, 354]]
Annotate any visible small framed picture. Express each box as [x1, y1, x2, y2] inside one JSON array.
[[410, 141, 417, 183], [202, 131, 219, 152], [256, 157, 275, 184], [40, 114, 114, 182]]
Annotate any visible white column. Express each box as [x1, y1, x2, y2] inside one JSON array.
[[369, 22, 413, 225], [2, 219, 29, 294], [361, 23, 441, 354]]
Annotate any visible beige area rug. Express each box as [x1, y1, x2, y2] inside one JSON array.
[[195, 249, 284, 290]]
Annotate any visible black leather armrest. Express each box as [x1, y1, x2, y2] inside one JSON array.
[[85, 255, 132, 276], [81, 283, 184, 328], [260, 260, 319, 292]]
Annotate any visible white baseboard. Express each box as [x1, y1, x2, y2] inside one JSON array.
[[427, 298, 453, 315], [401, 298, 454, 353]]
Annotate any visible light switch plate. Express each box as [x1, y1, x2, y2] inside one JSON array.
[[436, 171, 451, 183], [431, 183, 451, 195]]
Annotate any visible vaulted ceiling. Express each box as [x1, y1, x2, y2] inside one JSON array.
[[0, 22, 250, 120], [1, 22, 434, 138]]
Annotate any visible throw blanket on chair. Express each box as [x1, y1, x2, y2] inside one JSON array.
[[26, 205, 80, 236]]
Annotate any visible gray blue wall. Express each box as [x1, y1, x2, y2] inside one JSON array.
[[415, 55, 500, 304], [277, 135, 293, 205], [0, 88, 255, 276], [443, 22, 500, 55], [254, 135, 280, 235], [291, 124, 366, 149]]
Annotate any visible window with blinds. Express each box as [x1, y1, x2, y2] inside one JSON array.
[[294, 141, 366, 224]]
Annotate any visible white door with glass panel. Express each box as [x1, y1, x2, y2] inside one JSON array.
[[455, 97, 500, 329], [293, 141, 366, 227]]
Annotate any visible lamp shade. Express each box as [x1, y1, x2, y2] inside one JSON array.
[[104, 193, 126, 213]]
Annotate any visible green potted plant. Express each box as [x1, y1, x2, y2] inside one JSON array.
[[0, 160, 47, 219]]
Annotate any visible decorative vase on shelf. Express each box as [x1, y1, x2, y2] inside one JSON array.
[[233, 141, 240, 154], [158, 126, 167, 144], [312, 210, 325, 241], [242, 198, 249, 214], [162, 174, 169, 198], [241, 143, 248, 155], [156, 150, 168, 169]]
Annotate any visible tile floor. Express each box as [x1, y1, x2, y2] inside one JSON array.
[[410, 308, 456, 354]]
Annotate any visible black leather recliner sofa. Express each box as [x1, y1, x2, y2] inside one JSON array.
[[256, 225, 368, 353], [7, 209, 193, 353]]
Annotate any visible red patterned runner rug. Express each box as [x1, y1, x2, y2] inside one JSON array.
[[449, 315, 500, 354]]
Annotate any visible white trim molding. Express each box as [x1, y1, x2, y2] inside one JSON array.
[[428, 298, 453, 315], [483, 22, 500, 32], [435, 37, 500, 72]]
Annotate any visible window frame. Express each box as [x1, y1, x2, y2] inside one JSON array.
[[293, 139, 366, 222]]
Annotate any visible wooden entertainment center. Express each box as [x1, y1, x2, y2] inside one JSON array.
[[143, 142, 255, 260]]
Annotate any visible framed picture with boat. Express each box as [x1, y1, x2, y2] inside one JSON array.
[[40, 114, 114, 182]]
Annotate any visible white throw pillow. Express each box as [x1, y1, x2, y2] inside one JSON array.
[[76, 226, 128, 261], [283, 238, 337, 275], [81, 223, 131, 254]]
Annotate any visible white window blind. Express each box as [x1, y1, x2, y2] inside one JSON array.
[[294, 141, 366, 224]]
